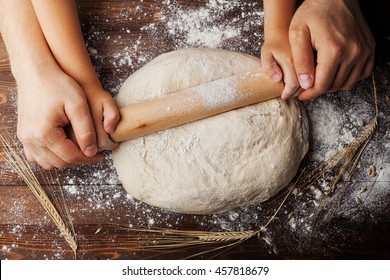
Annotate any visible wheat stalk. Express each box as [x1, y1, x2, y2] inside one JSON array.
[[0, 131, 78, 254], [297, 76, 378, 196]]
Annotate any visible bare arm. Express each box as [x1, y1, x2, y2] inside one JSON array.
[[31, 0, 100, 90], [0, 0, 101, 169], [31, 0, 120, 150], [261, 0, 300, 99]]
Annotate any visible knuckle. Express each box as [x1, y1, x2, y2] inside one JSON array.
[[78, 131, 96, 144], [350, 43, 362, 58], [329, 44, 343, 60], [33, 130, 50, 144], [69, 96, 89, 115], [17, 131, 31, 144], [63, 152, 81, 164], [42, 163, 54, 171], [105, 112, 120, 125], [287, 81, 300, 91], [26, 156, 36, 163], [289, 27, 304, 42], [71, 101, 88, 115]]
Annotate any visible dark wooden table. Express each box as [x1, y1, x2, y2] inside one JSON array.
[[0, 0, 389, 260]]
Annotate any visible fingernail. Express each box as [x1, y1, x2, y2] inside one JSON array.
[[84, 144, 98, 157], [281, 92, 289, 101], [299, 74, 313, 89], [105, 125, 114, 134], [272, 73, 282, 82]]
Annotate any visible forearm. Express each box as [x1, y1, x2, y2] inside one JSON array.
[[31, 0, 101, 92], [264, 0, 297, 36], [0, 0, 58, 81]]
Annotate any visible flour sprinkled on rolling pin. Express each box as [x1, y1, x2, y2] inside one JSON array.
[[110, 69, 283, 142], [188, 79, 237, 109]]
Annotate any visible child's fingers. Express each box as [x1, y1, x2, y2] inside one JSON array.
[[103, 99, 120, 134], [280, 65, 300, 100], [95, 123, 118, 151], [261, 48, 283, 82], [91, 102, 118, 151], [273, 54, 301, 100]]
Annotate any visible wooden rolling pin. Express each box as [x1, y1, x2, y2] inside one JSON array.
[[110, 69, 283, 142]]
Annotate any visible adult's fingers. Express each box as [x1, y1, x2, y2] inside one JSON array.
[[289, 25, 315, 90], [30, 145, 72, 169], [28, 149, 55, 170], [331, 42, 371, 91], [329, 62, 355, 91], [65, 98, 97, 157], [48, 133, 103, 165], [361, 53, 375, 79], [300, 46, 341, 100], [24, 147, 36, 163]]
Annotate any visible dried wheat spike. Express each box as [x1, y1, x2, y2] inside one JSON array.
[[197, 230, 257, 242]]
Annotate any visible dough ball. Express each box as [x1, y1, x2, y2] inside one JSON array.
[[113, 48, 309, 214]]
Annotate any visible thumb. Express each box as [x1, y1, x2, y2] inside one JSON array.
[[66, 99, 98, 157], [289, 25, 315, 89]]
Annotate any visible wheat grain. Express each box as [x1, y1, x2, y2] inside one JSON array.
[[0, 131, 78, 253]]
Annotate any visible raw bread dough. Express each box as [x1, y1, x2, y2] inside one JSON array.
[[113, 48, 309, 214]]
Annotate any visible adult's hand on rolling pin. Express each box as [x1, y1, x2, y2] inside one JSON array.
[[289, 0, 375, 100], [16, 66, 102, 170]]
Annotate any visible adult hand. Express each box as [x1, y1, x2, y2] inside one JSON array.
[[16, 64, 102, 170], [289, 0, 375, 100]]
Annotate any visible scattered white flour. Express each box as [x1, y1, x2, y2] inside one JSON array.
[[190, 79, 237, 108], [159, 0, 264, 49], [1, 0, 389, 259]]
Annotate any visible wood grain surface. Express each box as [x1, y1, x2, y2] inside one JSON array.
[[0, 0, 389, 260]]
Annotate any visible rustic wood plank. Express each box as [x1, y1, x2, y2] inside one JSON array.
[[0, 0, 389, 260]]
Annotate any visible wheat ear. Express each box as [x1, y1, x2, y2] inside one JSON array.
[[0, 132, 78, 253]]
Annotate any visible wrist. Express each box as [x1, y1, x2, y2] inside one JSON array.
[[11, 54, 59, 83], [77, 76, 105, 96]]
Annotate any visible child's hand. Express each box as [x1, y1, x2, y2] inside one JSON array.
[[261, 34, 302, 100], [84, 87, 120, 152], [16, 65, 102, 170]]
